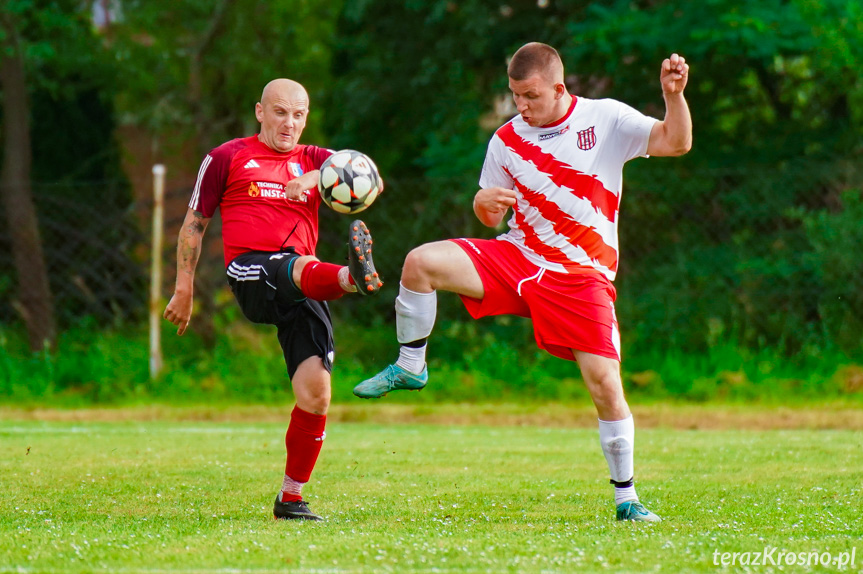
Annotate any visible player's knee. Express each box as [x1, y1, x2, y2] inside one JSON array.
[[290, 256, 319, 286], [584, 370, 627, 413], [293, 382, 331, 414], [402, 245, 437, 282], [305, 391, 331, 414], [404, 245, 430, 270], [585, 368, 621, 395], [409, 242, 455, 272]]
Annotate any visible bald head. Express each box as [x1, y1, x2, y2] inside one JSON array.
[[507, 42, 564, 84], [255, 78, 310, 153], [260, 78, 308, 107]]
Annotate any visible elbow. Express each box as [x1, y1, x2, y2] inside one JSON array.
[[476, 212, 501, 228], [477, 215, 495, 228], [671, 136, 692, 156], [649, 127, 692, 157]]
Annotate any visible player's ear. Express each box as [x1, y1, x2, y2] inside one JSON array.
[[554, 83, 566, 99], [254, 102, 264, 123]]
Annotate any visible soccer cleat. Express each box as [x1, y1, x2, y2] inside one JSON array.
[[273, 496, 323, 521], [353, 364, 428, 399], [616, 500, 661, 522], [347, 220, 382, 296]]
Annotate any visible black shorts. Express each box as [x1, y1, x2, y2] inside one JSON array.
[[226, 251, 334, 379]]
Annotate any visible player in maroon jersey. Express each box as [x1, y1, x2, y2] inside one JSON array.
[[355, 44, 691, 522], [164, 78, 382, 521]]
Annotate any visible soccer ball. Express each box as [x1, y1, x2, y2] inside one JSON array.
[[318, 150, 383, 214]]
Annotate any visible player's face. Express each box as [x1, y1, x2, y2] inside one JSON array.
[[256, 95, 308, 153], [509, 74, 563, 127]]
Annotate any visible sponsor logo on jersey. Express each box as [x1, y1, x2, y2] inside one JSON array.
[[288, 162, 304, 177], [538, 125, 570, 141], [256, 181, 286, 199], [244, 159, 260, 169], [248, 180, 309, 202], [577, 126, 597, 150]]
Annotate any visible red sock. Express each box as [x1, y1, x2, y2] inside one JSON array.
[[300, 261, 348, 300], [282, 405, 327, 502]]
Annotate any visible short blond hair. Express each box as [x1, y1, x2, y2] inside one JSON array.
[[507, 42, 564, 83]]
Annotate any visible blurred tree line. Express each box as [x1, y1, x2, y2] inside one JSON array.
[[1, 0, 861, 363]]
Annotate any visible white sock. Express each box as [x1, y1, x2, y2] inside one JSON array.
[[598, 415, 637, 502], [338, 266, 357, 292], [395, 283, 437, 343], [396, 344, 427, 375], [614, 484, 638, 506], [280, 475, 305, 501]]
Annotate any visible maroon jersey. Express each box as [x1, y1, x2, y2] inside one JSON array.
[[189, 136, 332, 266]]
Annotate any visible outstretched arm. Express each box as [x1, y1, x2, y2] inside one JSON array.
[[473, 187, 518, 228], [647, 53, 692, 157], [163, 208, 211, 335]]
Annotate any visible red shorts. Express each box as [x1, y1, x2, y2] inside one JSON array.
[[450, 238, 621, 362]]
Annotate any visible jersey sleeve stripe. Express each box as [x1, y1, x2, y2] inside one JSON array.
[[189, 154, 213, 210], [497, 123, 619, 222]]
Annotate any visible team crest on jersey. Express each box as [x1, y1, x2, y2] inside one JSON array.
[[288, 162, 304, 177], [577, 126, 597, 150], [539, 125, 570, 141], [248, 182, 260, 197]]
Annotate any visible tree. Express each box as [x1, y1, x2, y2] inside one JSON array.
[[560, 0, 863, 353], [112, 0, 342, 344], [1, 1, 132, 349], [325, 0, 582, 181], [320, 0, 863, 356], [0, 4, 57, 351]]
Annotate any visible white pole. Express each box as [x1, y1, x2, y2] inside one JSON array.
[[149, 164, 166, 380]]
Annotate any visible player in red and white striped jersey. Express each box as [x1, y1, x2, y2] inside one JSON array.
[[164, 79, 382, 521], [355, 43, 692, 522]]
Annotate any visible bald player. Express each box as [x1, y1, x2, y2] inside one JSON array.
[[354, 43, 691, 522], [165, 79, 382, 521]]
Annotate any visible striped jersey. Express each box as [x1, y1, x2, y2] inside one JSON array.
[[479, 96, 657, 281], [189, 136, 332, 266]]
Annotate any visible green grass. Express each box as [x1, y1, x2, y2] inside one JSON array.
[[1, 414, 860, 573], [3, 321, 863, 407]]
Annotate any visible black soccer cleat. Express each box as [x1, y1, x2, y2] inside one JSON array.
[[273, 496, 323, 521], [348, 219, 383, 296]]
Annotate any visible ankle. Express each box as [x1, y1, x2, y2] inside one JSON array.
[[338, 266, 357, 292]]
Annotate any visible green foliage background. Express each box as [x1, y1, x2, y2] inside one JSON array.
[[1, 0, 862, 402]]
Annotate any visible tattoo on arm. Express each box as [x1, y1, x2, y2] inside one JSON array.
[[188, 211, 206, 235], [178, 211, 208, 278]]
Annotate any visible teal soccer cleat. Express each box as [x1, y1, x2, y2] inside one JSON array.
[[353, 364, 428, 399], [616, 500, 661, 522]]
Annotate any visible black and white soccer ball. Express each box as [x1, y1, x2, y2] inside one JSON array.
[[318, 150, 383, 214]]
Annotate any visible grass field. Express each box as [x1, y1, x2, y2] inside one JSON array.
[[1, 405, 860, 573]]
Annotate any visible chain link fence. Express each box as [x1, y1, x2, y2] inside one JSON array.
[[0, 181, 147, 328], [2, 160, 862, 356]]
